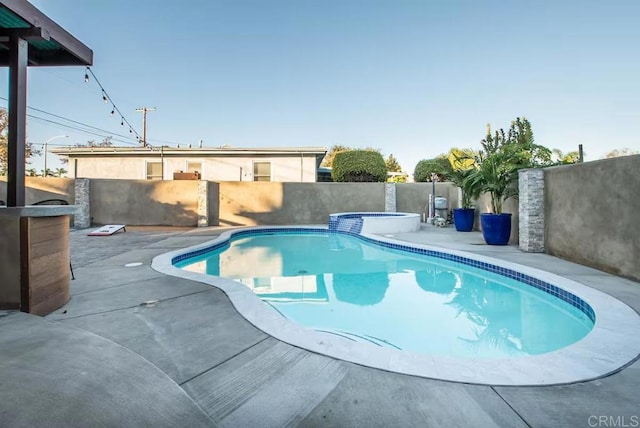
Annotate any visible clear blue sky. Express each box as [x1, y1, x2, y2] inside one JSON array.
[[2, 0, 639, 175]]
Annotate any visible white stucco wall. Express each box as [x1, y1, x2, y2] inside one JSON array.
[[70, 155, 319, 182]]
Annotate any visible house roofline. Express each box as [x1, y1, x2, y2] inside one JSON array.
[[51, 146, 328, 157]]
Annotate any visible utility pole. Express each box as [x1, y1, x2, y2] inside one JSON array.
[[135, 107, 156, 147]]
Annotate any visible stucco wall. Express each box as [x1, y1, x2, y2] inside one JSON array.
[[206, 182, 220, 226], [396, 182, 459, 217], [0, 177, 75, 204], [545, 155, 640, 280], [90, 179, 199, 226], [216, 182, 386, 226], [71, 155, 318, 182]]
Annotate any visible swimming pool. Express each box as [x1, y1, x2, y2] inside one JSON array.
[[174, 231, 592, 359], [153, 226, 640, 385]]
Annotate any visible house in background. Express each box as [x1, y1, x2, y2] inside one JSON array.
[[51, 146, 327, 182]]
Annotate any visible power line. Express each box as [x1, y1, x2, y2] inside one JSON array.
[[0, 96, 140, 142], [27, 114, 139, 146], [0, 96, 141, 145]]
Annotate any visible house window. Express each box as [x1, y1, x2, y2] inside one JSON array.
[[146, 162, 163, 180], [253, 162, 271, 181], [186, 162, 202, 174]]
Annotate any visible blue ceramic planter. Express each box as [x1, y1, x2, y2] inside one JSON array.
[[453, 208, 475, 232], [480, 213, 512, 245]]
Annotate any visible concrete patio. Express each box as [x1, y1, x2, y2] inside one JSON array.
[[1, 225, 639, 427]]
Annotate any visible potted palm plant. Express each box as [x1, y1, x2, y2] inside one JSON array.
[[467, 147, 520, 244], [447, 149, 479, 232], [467, 118, 550, 245]]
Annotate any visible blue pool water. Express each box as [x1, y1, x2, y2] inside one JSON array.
[[175, 231, 594, 358]]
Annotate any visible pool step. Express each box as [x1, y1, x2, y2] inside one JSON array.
[[315, 329, 401, 350]]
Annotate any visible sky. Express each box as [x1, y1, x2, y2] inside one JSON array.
[[2, 0, 639, 175]]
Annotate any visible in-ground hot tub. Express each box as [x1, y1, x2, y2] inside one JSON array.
[[329, 212, 421, 235]]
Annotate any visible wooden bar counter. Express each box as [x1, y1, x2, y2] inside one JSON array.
[[0, 206, 75, 316]]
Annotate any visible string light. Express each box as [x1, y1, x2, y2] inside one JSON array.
[[83, 67, 143, 144]]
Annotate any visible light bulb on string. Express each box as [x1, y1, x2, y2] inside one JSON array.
[[102, 91, 108, 103], [84, 67, 89, 83], [110, 108, 115, 116], [129, 128, 133, 134], [120, 118, 124, 127]]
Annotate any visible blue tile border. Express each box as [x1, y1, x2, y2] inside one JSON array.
[[172, 227, 596, 323]]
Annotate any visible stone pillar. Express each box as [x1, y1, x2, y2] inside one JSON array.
[[197, 181, 209, 227], [519, 168, 545, 252], [384, 183, 396, 212], [74, 178, 91, 229]]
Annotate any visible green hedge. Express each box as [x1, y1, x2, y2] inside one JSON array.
[[331, 150, 387, 182], [413, 157, 453, 182]]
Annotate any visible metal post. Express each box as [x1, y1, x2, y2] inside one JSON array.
[[43, 139, 47, 176], [160, 145, 164, 179], [7, 35, 28, 207], [430, 173, 437, 223], [578, 144, 584, 163]]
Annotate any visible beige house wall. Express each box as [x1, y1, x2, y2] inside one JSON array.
[[74, 158, 143, 180], [69, 155, 318, 182]]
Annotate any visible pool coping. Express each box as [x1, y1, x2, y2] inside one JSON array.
[[151, 225, 640, 386]]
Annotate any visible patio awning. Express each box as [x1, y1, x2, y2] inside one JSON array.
[[0, 0, 93, 66], [0, 0, 93, 206]]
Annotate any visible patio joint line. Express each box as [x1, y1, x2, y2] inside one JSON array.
[[490, 386, 531, 427], [138, 234, 220, 250], [55, 289, 213, 321], [178, 336, 271, 386], [70, 232, 189, 267], [71, 274, 165, 296]]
